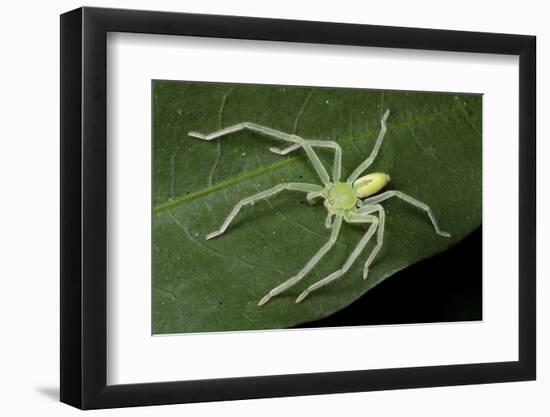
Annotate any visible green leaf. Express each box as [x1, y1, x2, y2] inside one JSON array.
[[152, 81, 482, 334]]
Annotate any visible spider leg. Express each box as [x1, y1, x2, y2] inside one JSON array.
[[347, 109, 390, 183], [189, 122, 331, 185], [325, 212, 334, 229], [270, 140, 342, 182], [306, 190, 324, 204], [361, 190, 451, 237], [258, 215, 343, 306], [205, 182, 323, 240], [356, 204, 386, 279], [296, 212, 379, 303], [268, 143, 300, 155]]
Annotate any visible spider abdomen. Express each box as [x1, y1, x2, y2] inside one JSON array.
[[353, 173, 391, 198]]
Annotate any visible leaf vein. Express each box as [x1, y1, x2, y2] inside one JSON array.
[[166, 209, 281, 271], [293, 88, 315, 133], [460, 105, 482, 137], [153, 286, 177, 301], [208, 86, 235, 186], [408, 125, 469, 179]]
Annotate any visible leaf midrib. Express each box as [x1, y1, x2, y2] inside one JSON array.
[[154, 104, 462, 214]]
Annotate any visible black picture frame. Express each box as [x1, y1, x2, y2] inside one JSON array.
[[60, 6, 536, 410]]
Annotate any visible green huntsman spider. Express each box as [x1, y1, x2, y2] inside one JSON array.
[[188, 110, 451, 306]]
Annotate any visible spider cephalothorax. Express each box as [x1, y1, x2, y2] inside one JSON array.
[[325, 182, 360, 212], [188, 110, 450, 306]]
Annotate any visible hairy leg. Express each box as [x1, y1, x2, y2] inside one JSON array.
[[258, 215, 343, 306], [296, 212, 379, 303], [325, 212, 334, 229], [205, 182, 323, 240], [189, 122, 331, 185], [270, 139, 342, 182], [361, 190, 451, 237], [306, 190, 324, 204], [347, 109, 390, 183], [356, 204, 386, 279]]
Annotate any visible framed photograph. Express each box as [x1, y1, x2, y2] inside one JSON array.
[[60, 6, 536, 409]]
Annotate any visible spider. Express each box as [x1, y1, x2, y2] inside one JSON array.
[[188, 109, 450, 306]]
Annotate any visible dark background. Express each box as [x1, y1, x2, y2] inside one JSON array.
[[296, 226, 482, 328]]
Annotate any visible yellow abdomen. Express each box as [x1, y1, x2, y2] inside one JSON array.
[[352, 173, 391, 198]]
